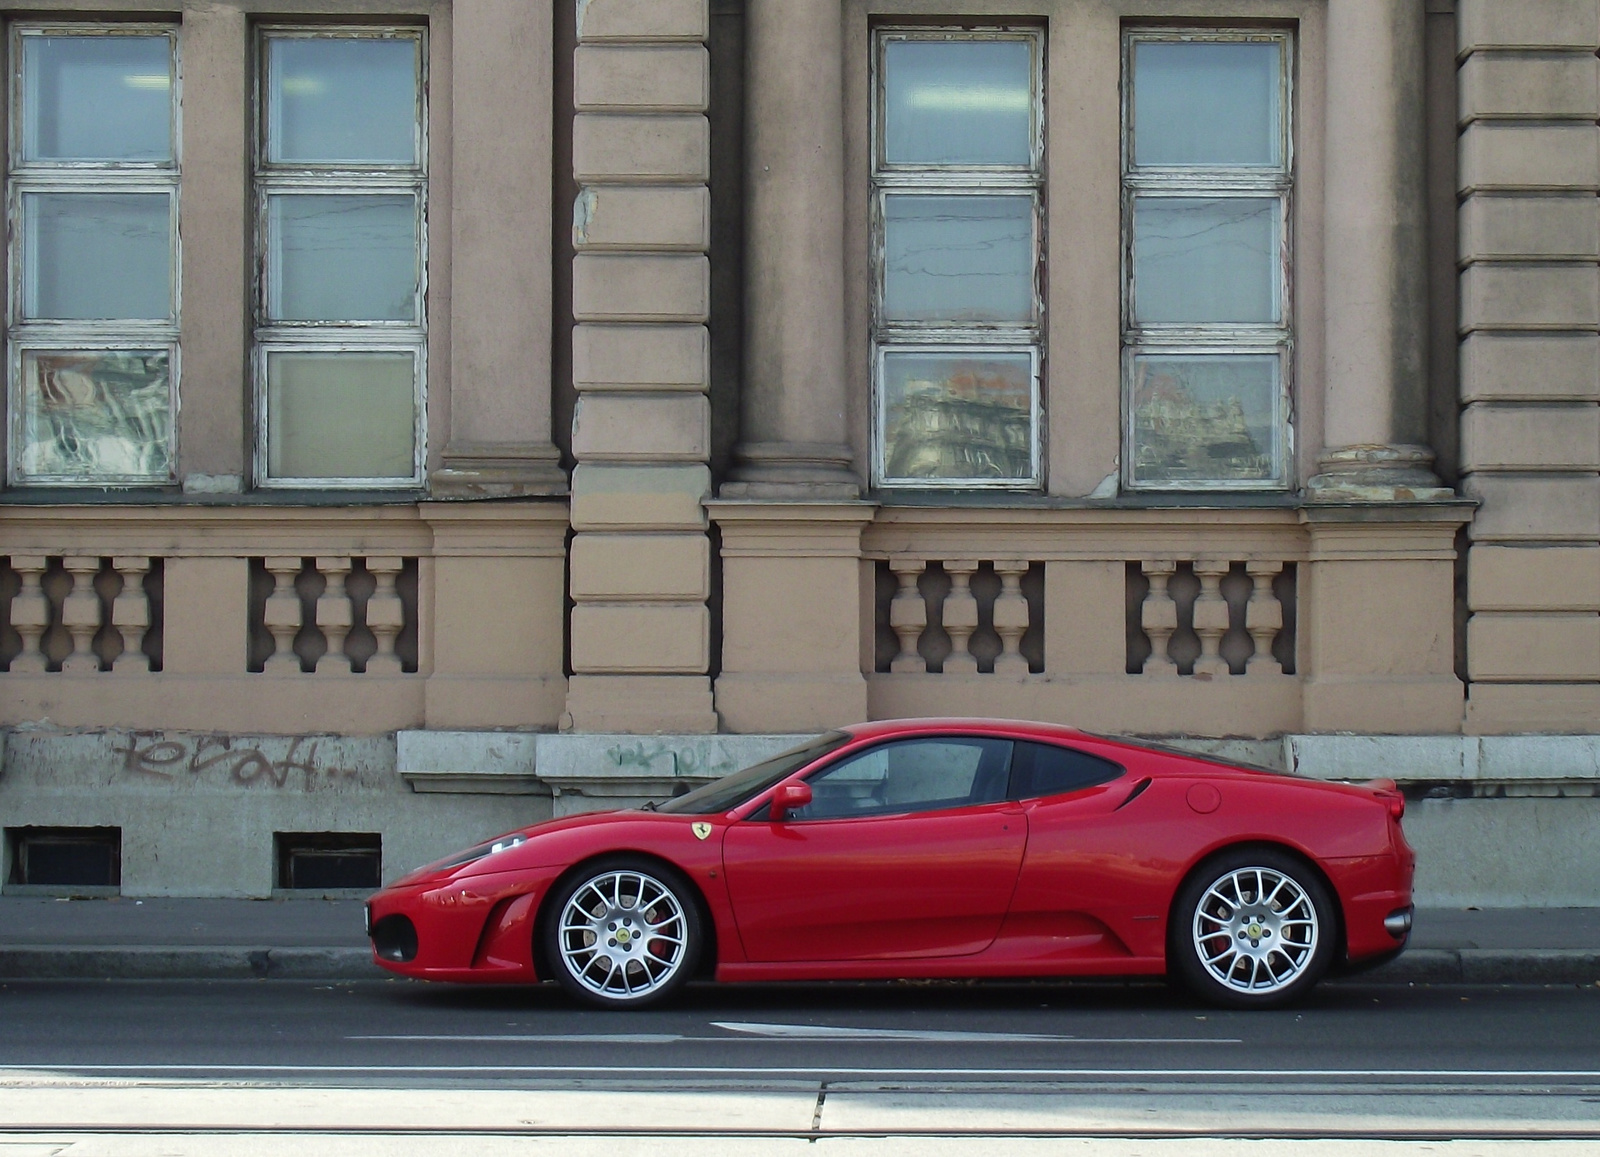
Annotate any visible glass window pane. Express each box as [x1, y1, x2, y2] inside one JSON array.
[[1133, 197, 1279, 325], [1131, 354, 1279, 484], [268, 194, 419, 322], [882, 351, 1034, 482], [1133, 40, 1281, 167], [884, 195, 1034, 323], [17, 349, 172, 481], [799, 738, 1013, 819], [24, 193, 172, 320], [884, 39, 1032, 166], [22, 35, 173, 163], [267, 352, 417, 480], [265, 36, 420, 164]]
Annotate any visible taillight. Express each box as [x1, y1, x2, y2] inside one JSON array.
[[1383, 793, 1405, 820]]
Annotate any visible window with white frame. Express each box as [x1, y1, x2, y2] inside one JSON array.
[[7, 26, 179, 486], [254, 28, 426, 487], [1123, 30, 1293, 490], [872, 28, 1043, 489]]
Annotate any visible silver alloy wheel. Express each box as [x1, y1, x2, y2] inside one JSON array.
[[1191, 865, 1320, 993], [557, 869, 688, 1000]]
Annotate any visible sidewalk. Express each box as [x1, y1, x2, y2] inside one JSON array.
[[0, 896, 1597, 983]]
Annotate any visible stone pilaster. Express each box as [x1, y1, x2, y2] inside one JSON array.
[[720, 0, 860, 499], [431, 0, 567, 497], [1309, 0, 1452, 500], [564, 0, 717, 732], [1456, 0, 1600, 731]]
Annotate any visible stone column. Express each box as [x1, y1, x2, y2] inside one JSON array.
[[1309, 0, 1450, 500], [720, 0, 859, 498], [563, 0, 718, 732], [430, 0, 567, 497]]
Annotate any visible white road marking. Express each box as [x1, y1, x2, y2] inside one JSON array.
[[347, 1026, 1242, 1045], [707, 1022, 1242, 1043], [4, 1065, 1600, 1080], [347, 1043, 684, 1049]]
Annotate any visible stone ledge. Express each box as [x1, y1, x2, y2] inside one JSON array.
[[1287, 734, 1600, 784]]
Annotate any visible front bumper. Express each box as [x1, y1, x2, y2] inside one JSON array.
[[366, 864, 564, 983]]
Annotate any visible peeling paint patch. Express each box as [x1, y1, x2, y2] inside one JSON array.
[[573, 186, 597, 246]]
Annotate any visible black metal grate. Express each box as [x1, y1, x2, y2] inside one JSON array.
[[275, 832, 382, 890], [7, 827, 121, 887]]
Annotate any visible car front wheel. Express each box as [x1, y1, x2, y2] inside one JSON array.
[[542, 858, 701, 1009], [1170, 848, 1336, 1009]]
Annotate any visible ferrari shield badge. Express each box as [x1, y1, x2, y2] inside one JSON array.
[[692, 822, 712, 841]]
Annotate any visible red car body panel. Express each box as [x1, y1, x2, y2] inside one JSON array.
[[366, 719, 1415, 987]]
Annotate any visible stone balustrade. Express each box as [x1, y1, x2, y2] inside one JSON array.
[[1130, 559, 1296, 678], [0, 503, 568, 734], [1, 555, 162, 674]]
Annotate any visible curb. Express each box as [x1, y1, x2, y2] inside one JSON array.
[[0, 946, 376, 981], [1355, 948, 1600, 986], [1, 946, 1598, 984]]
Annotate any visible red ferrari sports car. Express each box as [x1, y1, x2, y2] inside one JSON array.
[[366, 719, 1414, 1009]]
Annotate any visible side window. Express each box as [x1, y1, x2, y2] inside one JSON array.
[[1009, 741, 1123, 800], [8, 26, 180, 486], [796, 737, 1013, 820]]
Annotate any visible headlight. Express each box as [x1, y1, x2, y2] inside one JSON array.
[[487, 834, 527, 856]]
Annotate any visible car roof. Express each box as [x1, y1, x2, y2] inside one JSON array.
[[839, 718, 1093, 743]]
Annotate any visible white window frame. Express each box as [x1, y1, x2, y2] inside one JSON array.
[[1121, 28, 1294, 492], [870, 26, 1045, 491], [6, 23, 181, 487], [251, 25, 428, 490]]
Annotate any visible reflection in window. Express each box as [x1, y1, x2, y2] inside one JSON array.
[[796, 738, 1013, 820], [873, 30, 1042, 489], [1123, 32, 1292, 490], [255, 28, 426, 487], [8, 27, 179, 485]]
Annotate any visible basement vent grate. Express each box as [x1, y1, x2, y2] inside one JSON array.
[[275, 832, 381, 891], [7, 827, 121, 888]]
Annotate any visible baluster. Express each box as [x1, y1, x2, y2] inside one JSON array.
[[888, 557, 927, 674], [942, 560, 979, 674], [60, 556, 103, 673], [1246, 560, 1286, 675], [8, 555, 50, 673], [1192, 560, 1231, 678], [364, 556, 405, 675], [262, 557, 304, 674], [992, 560, 1031, 676], [315, 556, 354, 673], [1140, 561, 1178, 676], [111, 556, 152, 673]]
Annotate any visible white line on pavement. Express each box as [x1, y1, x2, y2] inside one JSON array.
[[5, 1066, 1600, 1080], [708, 1022, 1242, 1043]]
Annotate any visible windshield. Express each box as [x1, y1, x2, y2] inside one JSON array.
[[655, 732, 851, 815]]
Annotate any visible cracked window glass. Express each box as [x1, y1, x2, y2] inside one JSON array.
[[266, 193, 419, 322], [1132, 196, 1279, 325], [24, 192, 172, 320], [884, 195, 1034, 323]]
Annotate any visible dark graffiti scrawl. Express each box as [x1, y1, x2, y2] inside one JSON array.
[[114, 733, 362, 790]]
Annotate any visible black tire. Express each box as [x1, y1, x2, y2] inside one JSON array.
[[1168, 847, 1337, 1009], [540, 856, 702, 1009]]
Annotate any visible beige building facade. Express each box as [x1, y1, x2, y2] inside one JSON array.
[[1, 0, 1597, 903]]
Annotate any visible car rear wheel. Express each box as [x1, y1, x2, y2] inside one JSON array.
[[1170, 848, 1336, 1009], [542, 858, 701, 1009]]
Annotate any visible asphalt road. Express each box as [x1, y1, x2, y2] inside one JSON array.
[[1, 977, 1599, 1152]]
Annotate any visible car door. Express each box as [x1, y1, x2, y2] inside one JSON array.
[[721, 736, 1026, 962]]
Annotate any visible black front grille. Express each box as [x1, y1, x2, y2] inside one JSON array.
[[370, 914, 418, 962]]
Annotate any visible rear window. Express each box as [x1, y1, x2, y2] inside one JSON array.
[[1009, 741, 1123, 800]]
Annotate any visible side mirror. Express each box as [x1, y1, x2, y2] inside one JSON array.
[[769, 781, 812, 821]]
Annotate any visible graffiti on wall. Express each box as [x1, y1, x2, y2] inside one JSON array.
[[114, 733, 365, 790], [604, 740, 744, 781]]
